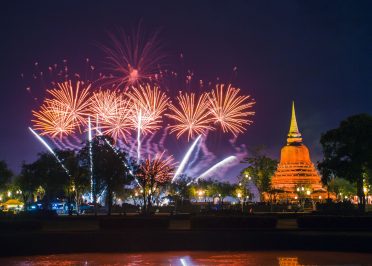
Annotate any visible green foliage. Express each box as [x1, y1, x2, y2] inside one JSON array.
[[169, 175, 194, 201], [318, 114, 372, 210], [240, 148, 277, 200], [189, 179, 235, 203], [327, 177, 356, 199]]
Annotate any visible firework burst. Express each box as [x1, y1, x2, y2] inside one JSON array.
[[138, 151, 175, 184], [45, 80, 91, 130], [209, 84, 255, 136], [101, 26, 165, 88], [128, 84, 169, 134], [89, 90, 122, 121], [99, 97, 133, 143], [167, 92, 215, 140], [32, 101, 77, 138]]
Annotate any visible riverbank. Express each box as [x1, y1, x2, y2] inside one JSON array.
[[1, 214, 372, 256]]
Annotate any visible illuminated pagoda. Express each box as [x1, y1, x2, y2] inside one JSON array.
[[271, 102, 326, 199]]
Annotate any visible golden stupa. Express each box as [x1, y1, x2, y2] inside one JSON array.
[[271, 102, 326, 199]]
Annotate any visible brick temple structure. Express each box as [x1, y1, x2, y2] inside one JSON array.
[[270, 102, 327, 200]]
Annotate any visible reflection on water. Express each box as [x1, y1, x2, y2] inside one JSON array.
[[1, 251, 372, 265], [278, 257, 301, 266]]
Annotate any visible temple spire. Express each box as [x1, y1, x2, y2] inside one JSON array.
[[287, 101, 302, 143]]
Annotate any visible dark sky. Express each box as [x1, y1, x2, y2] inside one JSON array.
[[1, 1, 371, 175]]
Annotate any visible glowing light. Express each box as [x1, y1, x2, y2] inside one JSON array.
[[128, 84, 169, 134], [193, 155, 237, 183], [88, 117, 94, 202], [99, 96, 132, 143], [167, 92, 214, 140], [28, 127, 70, 176], [137, 152, 175, 184], [137, 109, 142, 163], [209, 84, 255, 136], [32, 101, 77, 138], [172, 135, 201, 182], [46, 80, 91, 129], [101, 27, 165, 87], [89, 90, 122, 122]]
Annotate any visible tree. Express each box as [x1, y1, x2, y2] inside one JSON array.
[[213, 181, 234, 204], [14, 162, 43, 209], [318, 114, 372, 211], [326, 177, 356, 200], [30, 151, 70, 209], [168, 175, 194, 207], [79, 135, 133, 215], [0, 160, 13, 195], [240, 148, 277, 201], [61, 150, 90, 214], [136, 152, 174, 214]]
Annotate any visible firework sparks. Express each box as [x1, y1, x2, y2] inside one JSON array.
[[172, 135, 201, 182], [32, 101, 77, 138], [101, 26, 165, 88], [89, 90, 122, 121], [28, 127, 70, 176], [191, 155, 238, 184], [90, 90, 133, 142], [209, 84, 255, 136], [138, 151, 176, 184], [128, 84, 169, 134], [167, 92, 215, 140], [46, 80, 92, 130]]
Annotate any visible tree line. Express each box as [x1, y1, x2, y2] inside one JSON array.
[[0, 114, 371, 213]]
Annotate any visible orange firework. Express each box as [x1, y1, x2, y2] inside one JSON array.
[[138, 152, 175, 184], [101, 26, 165, 88], [99, 97, 133, 142], [46, 80, 91, 130], [167, 92, 215, 140], [32, 101, 77, 138], [209, 84, 255, 136], [89, 89, 123, 121], [128, 84, 169, 134]]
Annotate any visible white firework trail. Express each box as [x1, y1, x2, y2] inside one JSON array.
[[172, 135, 201, 182]]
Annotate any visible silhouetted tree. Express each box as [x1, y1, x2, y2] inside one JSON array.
[[14, 162, 43, 209], [0, 160, 13, 194], [79, 135, 132, 215], [318, 114, 372, 211], [28, 151, 70, 209], [240, 148, 277, 201]]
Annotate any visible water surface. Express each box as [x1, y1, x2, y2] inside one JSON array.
[[1, 251, 372, 265]]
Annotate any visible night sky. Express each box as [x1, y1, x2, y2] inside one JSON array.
[[1, 1, 371, 177]]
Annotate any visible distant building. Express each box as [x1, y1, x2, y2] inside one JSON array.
[[271, 102, 327, 200]]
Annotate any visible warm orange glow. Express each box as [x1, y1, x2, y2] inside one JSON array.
[[167, 92, 215, 140], [209, 84, 255, 136], [271, 103, 327, 199]]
